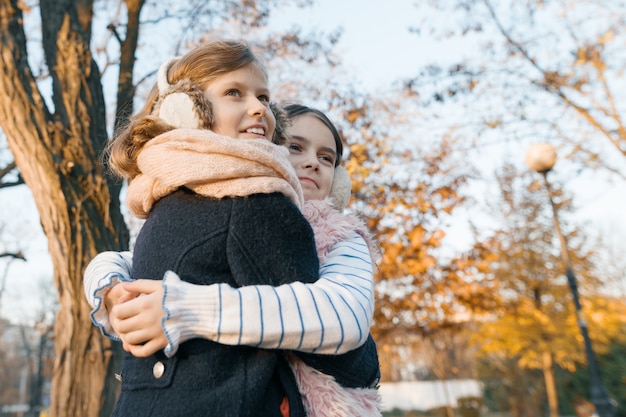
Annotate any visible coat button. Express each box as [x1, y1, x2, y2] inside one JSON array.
[[153, 361, 165, 379]]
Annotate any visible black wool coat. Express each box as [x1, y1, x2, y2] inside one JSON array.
[[112, 189, 319, 417]]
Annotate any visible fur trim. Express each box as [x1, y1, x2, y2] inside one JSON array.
[[294, 200, 383, 416], [288, 353, 382, 417], [153, 59, 214, 130], [303, 199, 381, 264], [329, 166, 351, 211]]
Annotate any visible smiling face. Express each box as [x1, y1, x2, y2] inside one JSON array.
[[202, 64, 275, 140], [287, 114, 337, 201]]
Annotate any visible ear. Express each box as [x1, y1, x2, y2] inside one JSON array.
[[157, 92, 205, 129], [329, 166, 351, 211], [153, 58, 214, 129]]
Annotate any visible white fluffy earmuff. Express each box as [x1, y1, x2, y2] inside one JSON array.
[[328, 166, 352, 211], [153, 58, 213, 129]]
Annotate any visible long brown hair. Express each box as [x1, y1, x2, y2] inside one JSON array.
[[107, 40, 265, 179]]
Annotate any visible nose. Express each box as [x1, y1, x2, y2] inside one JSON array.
[[303, 152, 319, 170], [248, 97, 267, 118]]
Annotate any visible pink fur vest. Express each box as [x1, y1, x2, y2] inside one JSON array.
[[290, 199, 382, 417]]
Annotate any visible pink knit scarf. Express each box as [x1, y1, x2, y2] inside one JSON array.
[[125, 128, 303, 218]]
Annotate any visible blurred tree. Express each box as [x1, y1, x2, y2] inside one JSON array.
[[557, 336, 626, 417], [338, 99, 501, 381], [0, 318, 24, 407], [471, 162, 625, 415], [19, 303, 56, 417], [0, 309, 54, 417], [420, 325, 477, 383], [406, 0, 626, 179], [418, 325, 478, 417], [476, 354, 545, 417], [399, 1, 626, 409]]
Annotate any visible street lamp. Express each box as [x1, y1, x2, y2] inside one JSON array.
[[525, 143, 615, 417]]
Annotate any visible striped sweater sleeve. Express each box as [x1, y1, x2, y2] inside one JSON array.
[[83, 235, 375, 356], [83, 251, 133, 339], [162, 233, 374, 356]]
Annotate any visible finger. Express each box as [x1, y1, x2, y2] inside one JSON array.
[[122, 340, 133, 353], [127, 337, 168, 358], [110, 302, 138, 322], [111, 292, 157, 320], [113, 311, 159, 337], [110, 309, 150, 335], [105, 283, 126, 311], [120, 326, 162, 346], [122, 279, 163, 295], [118, 290, 141, 304]]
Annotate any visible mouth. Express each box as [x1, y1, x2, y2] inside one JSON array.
[[242, 126, 267, 138], [299, 177, 318, 189]]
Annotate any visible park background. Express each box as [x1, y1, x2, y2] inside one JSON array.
[[0, 0, 625, 416]]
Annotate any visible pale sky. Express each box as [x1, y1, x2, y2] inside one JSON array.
[[271, 0, 426, 89]]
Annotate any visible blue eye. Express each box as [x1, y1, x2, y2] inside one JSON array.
[[258, 95, 270, 103], [226, 89, 240, 97]]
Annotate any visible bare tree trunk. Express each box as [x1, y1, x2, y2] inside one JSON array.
[[542, 350, 559, 417], [0, 1, 128, 416]]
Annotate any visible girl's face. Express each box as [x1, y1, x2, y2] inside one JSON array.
[[287, 114, 337, 201], [203, 64, 275, 140]]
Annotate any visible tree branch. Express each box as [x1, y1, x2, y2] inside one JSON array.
[[0, 251, 26, 261], [0, 160, 17, 177], [0, 177, 24, 189], [0, 161, 24, 188]]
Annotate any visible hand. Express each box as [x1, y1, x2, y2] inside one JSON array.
[[109, 280, 168, 358], [104, 281, 139, 313]]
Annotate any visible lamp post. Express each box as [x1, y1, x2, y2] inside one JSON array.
[[525, 143, 615, 417]]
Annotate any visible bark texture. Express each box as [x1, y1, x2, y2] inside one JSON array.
[[0, 0, 128, 415]]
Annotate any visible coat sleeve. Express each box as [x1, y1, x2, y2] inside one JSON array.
[[226, 193, 320, 288], [294, 334, 381, 389]]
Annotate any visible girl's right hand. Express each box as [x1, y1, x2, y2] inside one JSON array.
[[108, 279, 168, 358]]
